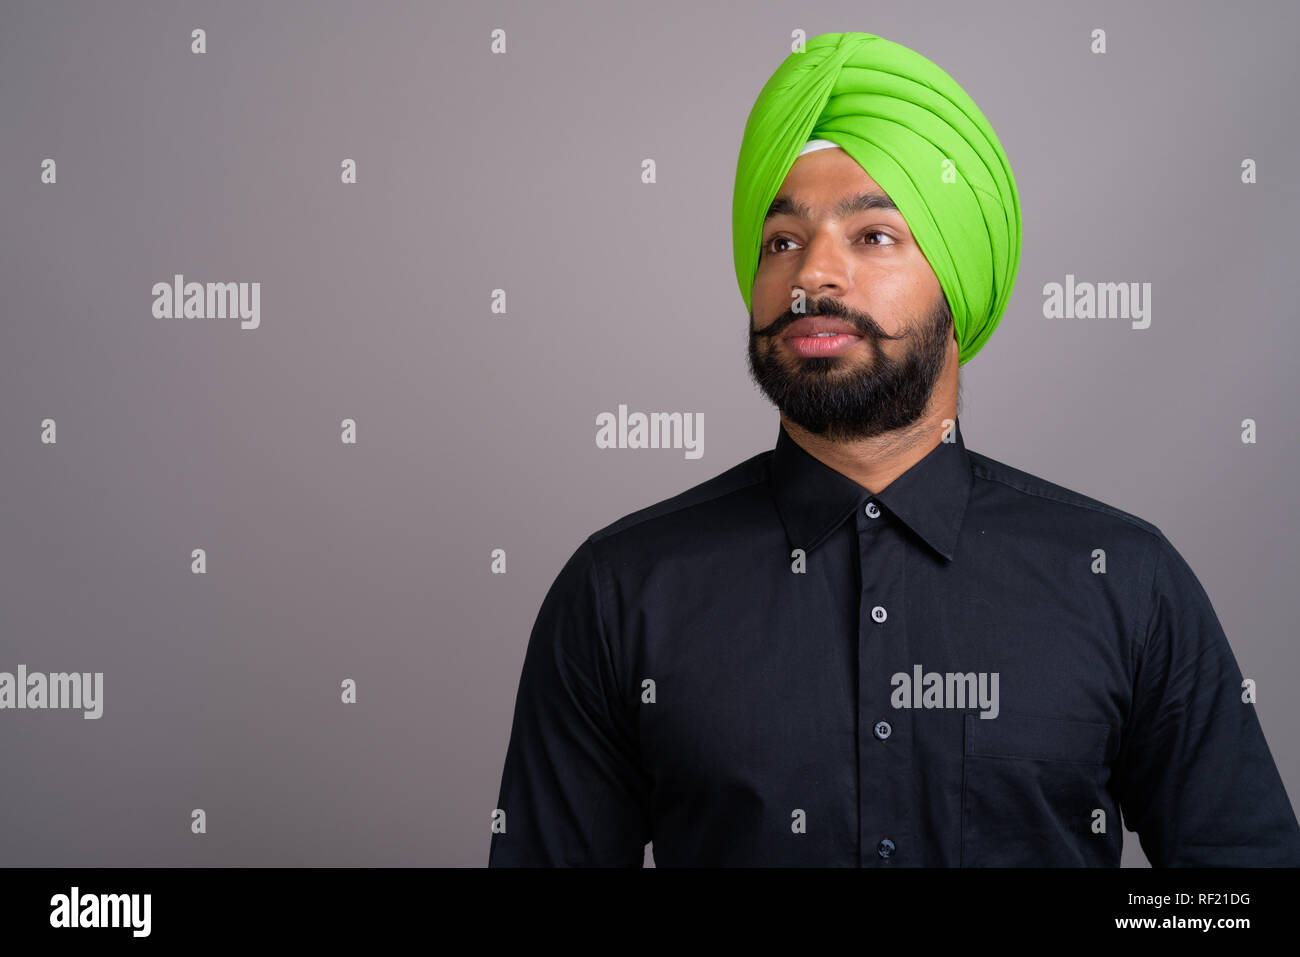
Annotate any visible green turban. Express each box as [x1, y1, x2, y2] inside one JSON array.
[[732, 32, 1021, 365]]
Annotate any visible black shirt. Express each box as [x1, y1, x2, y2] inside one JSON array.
[[488, 416, 1300, 866]]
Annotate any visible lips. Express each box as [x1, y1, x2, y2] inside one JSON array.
[[782, 316, 862, 339], [780, 315, 865, 358]]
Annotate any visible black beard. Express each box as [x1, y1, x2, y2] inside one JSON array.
[[747, 292, 953, 442]]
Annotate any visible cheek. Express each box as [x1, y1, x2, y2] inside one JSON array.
[[752, 261, 782, 296], [867, 263, 940, 321], [751, 271, 789, 319], [898, 252, 944, 303]]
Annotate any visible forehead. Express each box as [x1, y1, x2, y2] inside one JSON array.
[[784, 146, 882, 191], [767, 148, 900, 222]]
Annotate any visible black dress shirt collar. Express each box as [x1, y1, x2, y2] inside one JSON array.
[[771, 415, 974, 562]]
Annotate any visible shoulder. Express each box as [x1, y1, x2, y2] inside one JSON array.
[[966, 448, 1164, 539], [963, 446, 1189, 604], [582, 448, 774, 557]]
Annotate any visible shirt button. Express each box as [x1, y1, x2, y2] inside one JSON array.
[[865, 502, 881, 519], [874, 720, 892, 740], [871, 605, 887, 623], [878, 838, 896, 859]]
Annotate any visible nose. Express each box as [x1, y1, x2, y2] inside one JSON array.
[[792, 229, 851, 302]]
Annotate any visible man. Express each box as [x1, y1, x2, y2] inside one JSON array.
[[488, 32, 1300, 866]]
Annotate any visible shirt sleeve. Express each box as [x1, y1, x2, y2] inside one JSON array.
[[488, 537, 652, 866], [1114, 531, 1300, 866]]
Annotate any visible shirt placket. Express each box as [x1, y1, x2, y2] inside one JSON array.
[[857, 497, 911, 865]]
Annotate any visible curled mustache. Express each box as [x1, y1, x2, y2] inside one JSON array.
[[753, 300, 908, 340]]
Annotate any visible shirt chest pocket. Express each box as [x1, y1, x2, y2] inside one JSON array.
[[960, 710, 1115, 867]]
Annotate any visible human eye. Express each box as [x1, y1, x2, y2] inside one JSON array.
[[861, 230, 897, 246], [764, 234, 800, 255]]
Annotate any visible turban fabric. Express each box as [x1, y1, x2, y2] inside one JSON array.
[[732, 32, 1021, 365]]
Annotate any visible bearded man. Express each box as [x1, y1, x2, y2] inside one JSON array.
[[489, 31, 1299, 868]]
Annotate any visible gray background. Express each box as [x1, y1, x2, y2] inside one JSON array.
[[1, 0, 1296, 867]]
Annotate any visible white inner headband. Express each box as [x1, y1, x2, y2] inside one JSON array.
[[798, 138, 842, 156]]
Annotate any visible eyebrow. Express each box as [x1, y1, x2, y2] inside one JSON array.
[[764, 191, 899, 223]]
